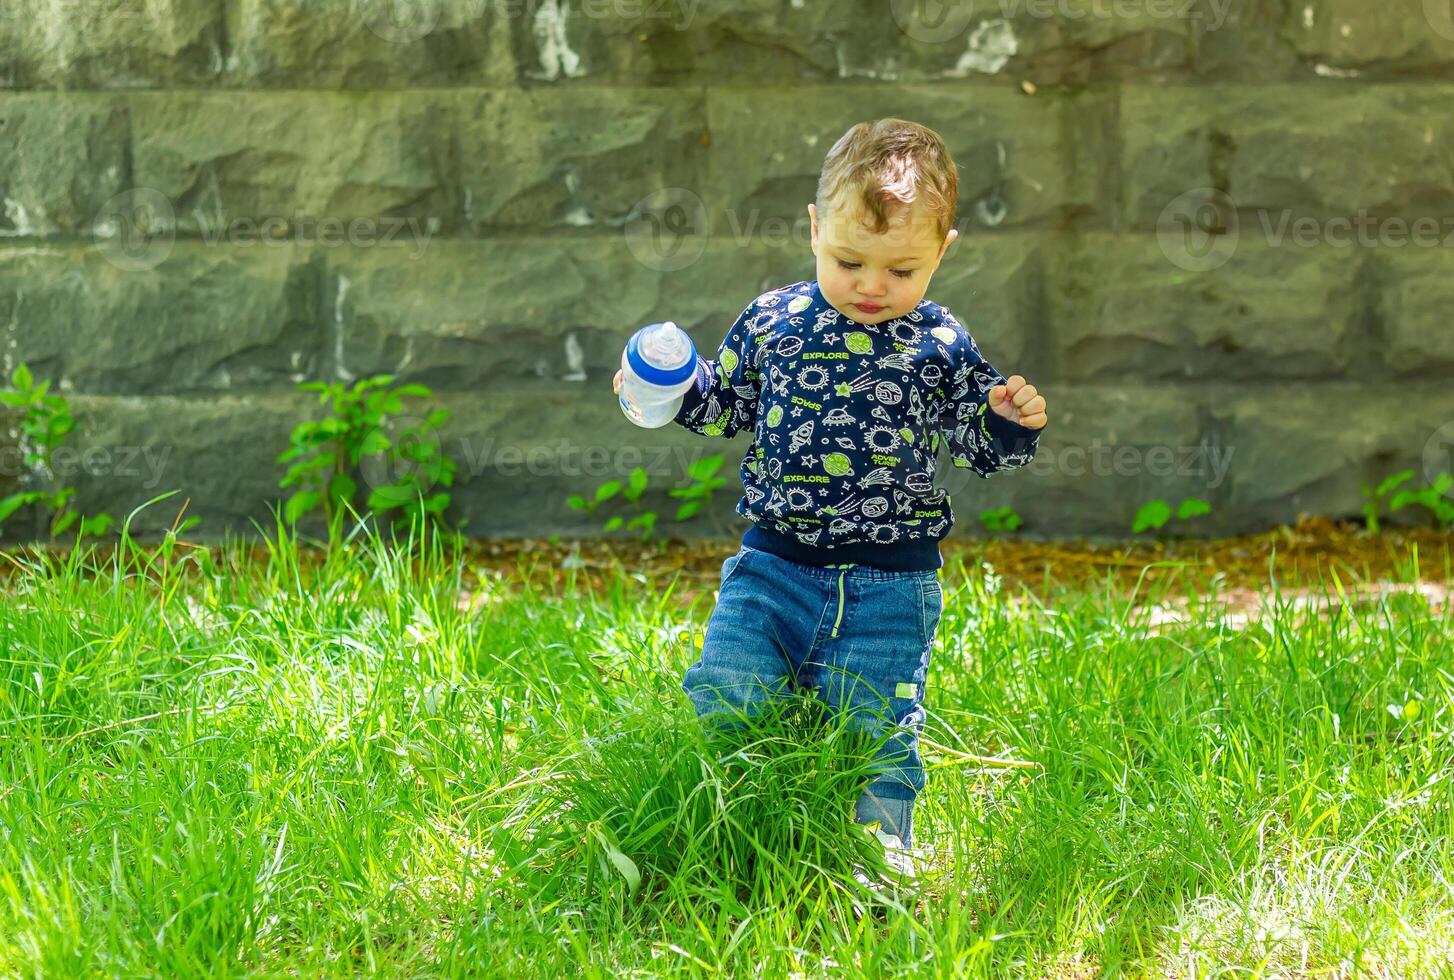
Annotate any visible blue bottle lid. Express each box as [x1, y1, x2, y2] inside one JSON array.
[[625, 323, 698, 387]]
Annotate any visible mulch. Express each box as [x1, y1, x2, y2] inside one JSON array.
[[4, 515, 1450, 611]]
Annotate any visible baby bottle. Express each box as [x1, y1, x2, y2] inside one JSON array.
[[618, 321, 699, 429]]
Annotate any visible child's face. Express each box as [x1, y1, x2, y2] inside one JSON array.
[[808, 195, 957, 325]]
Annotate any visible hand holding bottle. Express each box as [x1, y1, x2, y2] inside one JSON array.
[[617, 321, 698, 429]]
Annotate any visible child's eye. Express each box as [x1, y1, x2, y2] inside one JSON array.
[[891, 269, 915, 279], [836, 259, 860, 270]]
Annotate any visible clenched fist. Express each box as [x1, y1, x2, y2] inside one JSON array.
[[988, 375, 1047, 430]]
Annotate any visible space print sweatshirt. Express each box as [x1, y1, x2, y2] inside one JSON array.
[[672, 279, 1043, 572]]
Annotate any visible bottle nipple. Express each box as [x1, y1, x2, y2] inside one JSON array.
[[638, 321, 693, 371]]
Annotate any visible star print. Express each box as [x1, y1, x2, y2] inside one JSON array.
[[790, 406, 803, 418], [801, 454, 817, 466], [823, 332, 838, 343], [835, 383, 852, 397]]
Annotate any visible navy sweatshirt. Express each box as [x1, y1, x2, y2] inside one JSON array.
[[673, 279, 1043, 572]]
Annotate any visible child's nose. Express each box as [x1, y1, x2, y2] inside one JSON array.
[[858, 274, 888, 297]]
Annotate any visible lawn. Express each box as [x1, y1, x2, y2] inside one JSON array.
[[1, 518, 1452, 977]]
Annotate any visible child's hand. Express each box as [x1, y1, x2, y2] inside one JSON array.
[[612, 369, 622, 395], [988, 376, 1047, 430]]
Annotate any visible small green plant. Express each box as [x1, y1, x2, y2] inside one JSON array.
[[979, 505, 1022, 533], [1362, 469, 1454, 532], [569, 466, 656, 540], [668, 454, 728, 521], [277, 374, 457, 539], [567, 453, 727, 542], [0, 363, 114, 545], [1132, 496, 1212, 534]]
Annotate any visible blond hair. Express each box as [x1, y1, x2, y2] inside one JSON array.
[[815, 118, 958, 240]]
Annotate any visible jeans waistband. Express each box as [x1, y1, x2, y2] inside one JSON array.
[[740, 543, 939, 584]]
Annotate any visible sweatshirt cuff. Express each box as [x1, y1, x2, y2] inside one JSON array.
[[981, 404, 1044, 454], [672, 355, 711, 423]]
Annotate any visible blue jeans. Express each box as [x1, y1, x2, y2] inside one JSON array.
[[681, 544, 943, 847]]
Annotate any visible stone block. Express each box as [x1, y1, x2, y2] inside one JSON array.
[[0, 96, 129, 237], [0, 243, 324, 394], [1046, 232, 1366, 381]]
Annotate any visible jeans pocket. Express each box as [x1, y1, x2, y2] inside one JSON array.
[[719, 547, 752, 591], [918, 577, 943, 649]]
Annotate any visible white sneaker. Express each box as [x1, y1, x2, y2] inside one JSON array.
[[849, 828, 918, 905]]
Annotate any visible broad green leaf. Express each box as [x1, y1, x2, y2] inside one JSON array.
[[284, 491, 322, 524], [1132, 499, 1172, 534], [328, 472, 357, 504], [358, 429, 391, 456], [1176, 498, 1211, 520], [689, 455, 723, 480], [1376, 470, 1415, 497], [79, 514, 115, 538], [0, 493, 34, 523]]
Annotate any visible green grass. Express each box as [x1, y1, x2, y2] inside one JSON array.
[[1, 510, 1452, 977]]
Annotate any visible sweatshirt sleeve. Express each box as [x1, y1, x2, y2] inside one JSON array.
[[672, 299, 762, 439], [936, 333, 1043, 478]]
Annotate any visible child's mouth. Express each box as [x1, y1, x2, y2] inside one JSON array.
[[853, 303, 886, 315]]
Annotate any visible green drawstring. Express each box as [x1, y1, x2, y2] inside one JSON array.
[[827, 563, 856, 637]]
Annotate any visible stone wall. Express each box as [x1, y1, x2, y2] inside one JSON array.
[[3, 1, 1454, 542]]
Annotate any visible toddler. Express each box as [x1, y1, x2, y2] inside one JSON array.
[[613, 118, 1048, 869]]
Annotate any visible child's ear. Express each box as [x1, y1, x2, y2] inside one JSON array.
[[936, 227, 958, 265]]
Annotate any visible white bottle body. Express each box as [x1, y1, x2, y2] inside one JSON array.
[[619, 322, 698, 429]]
